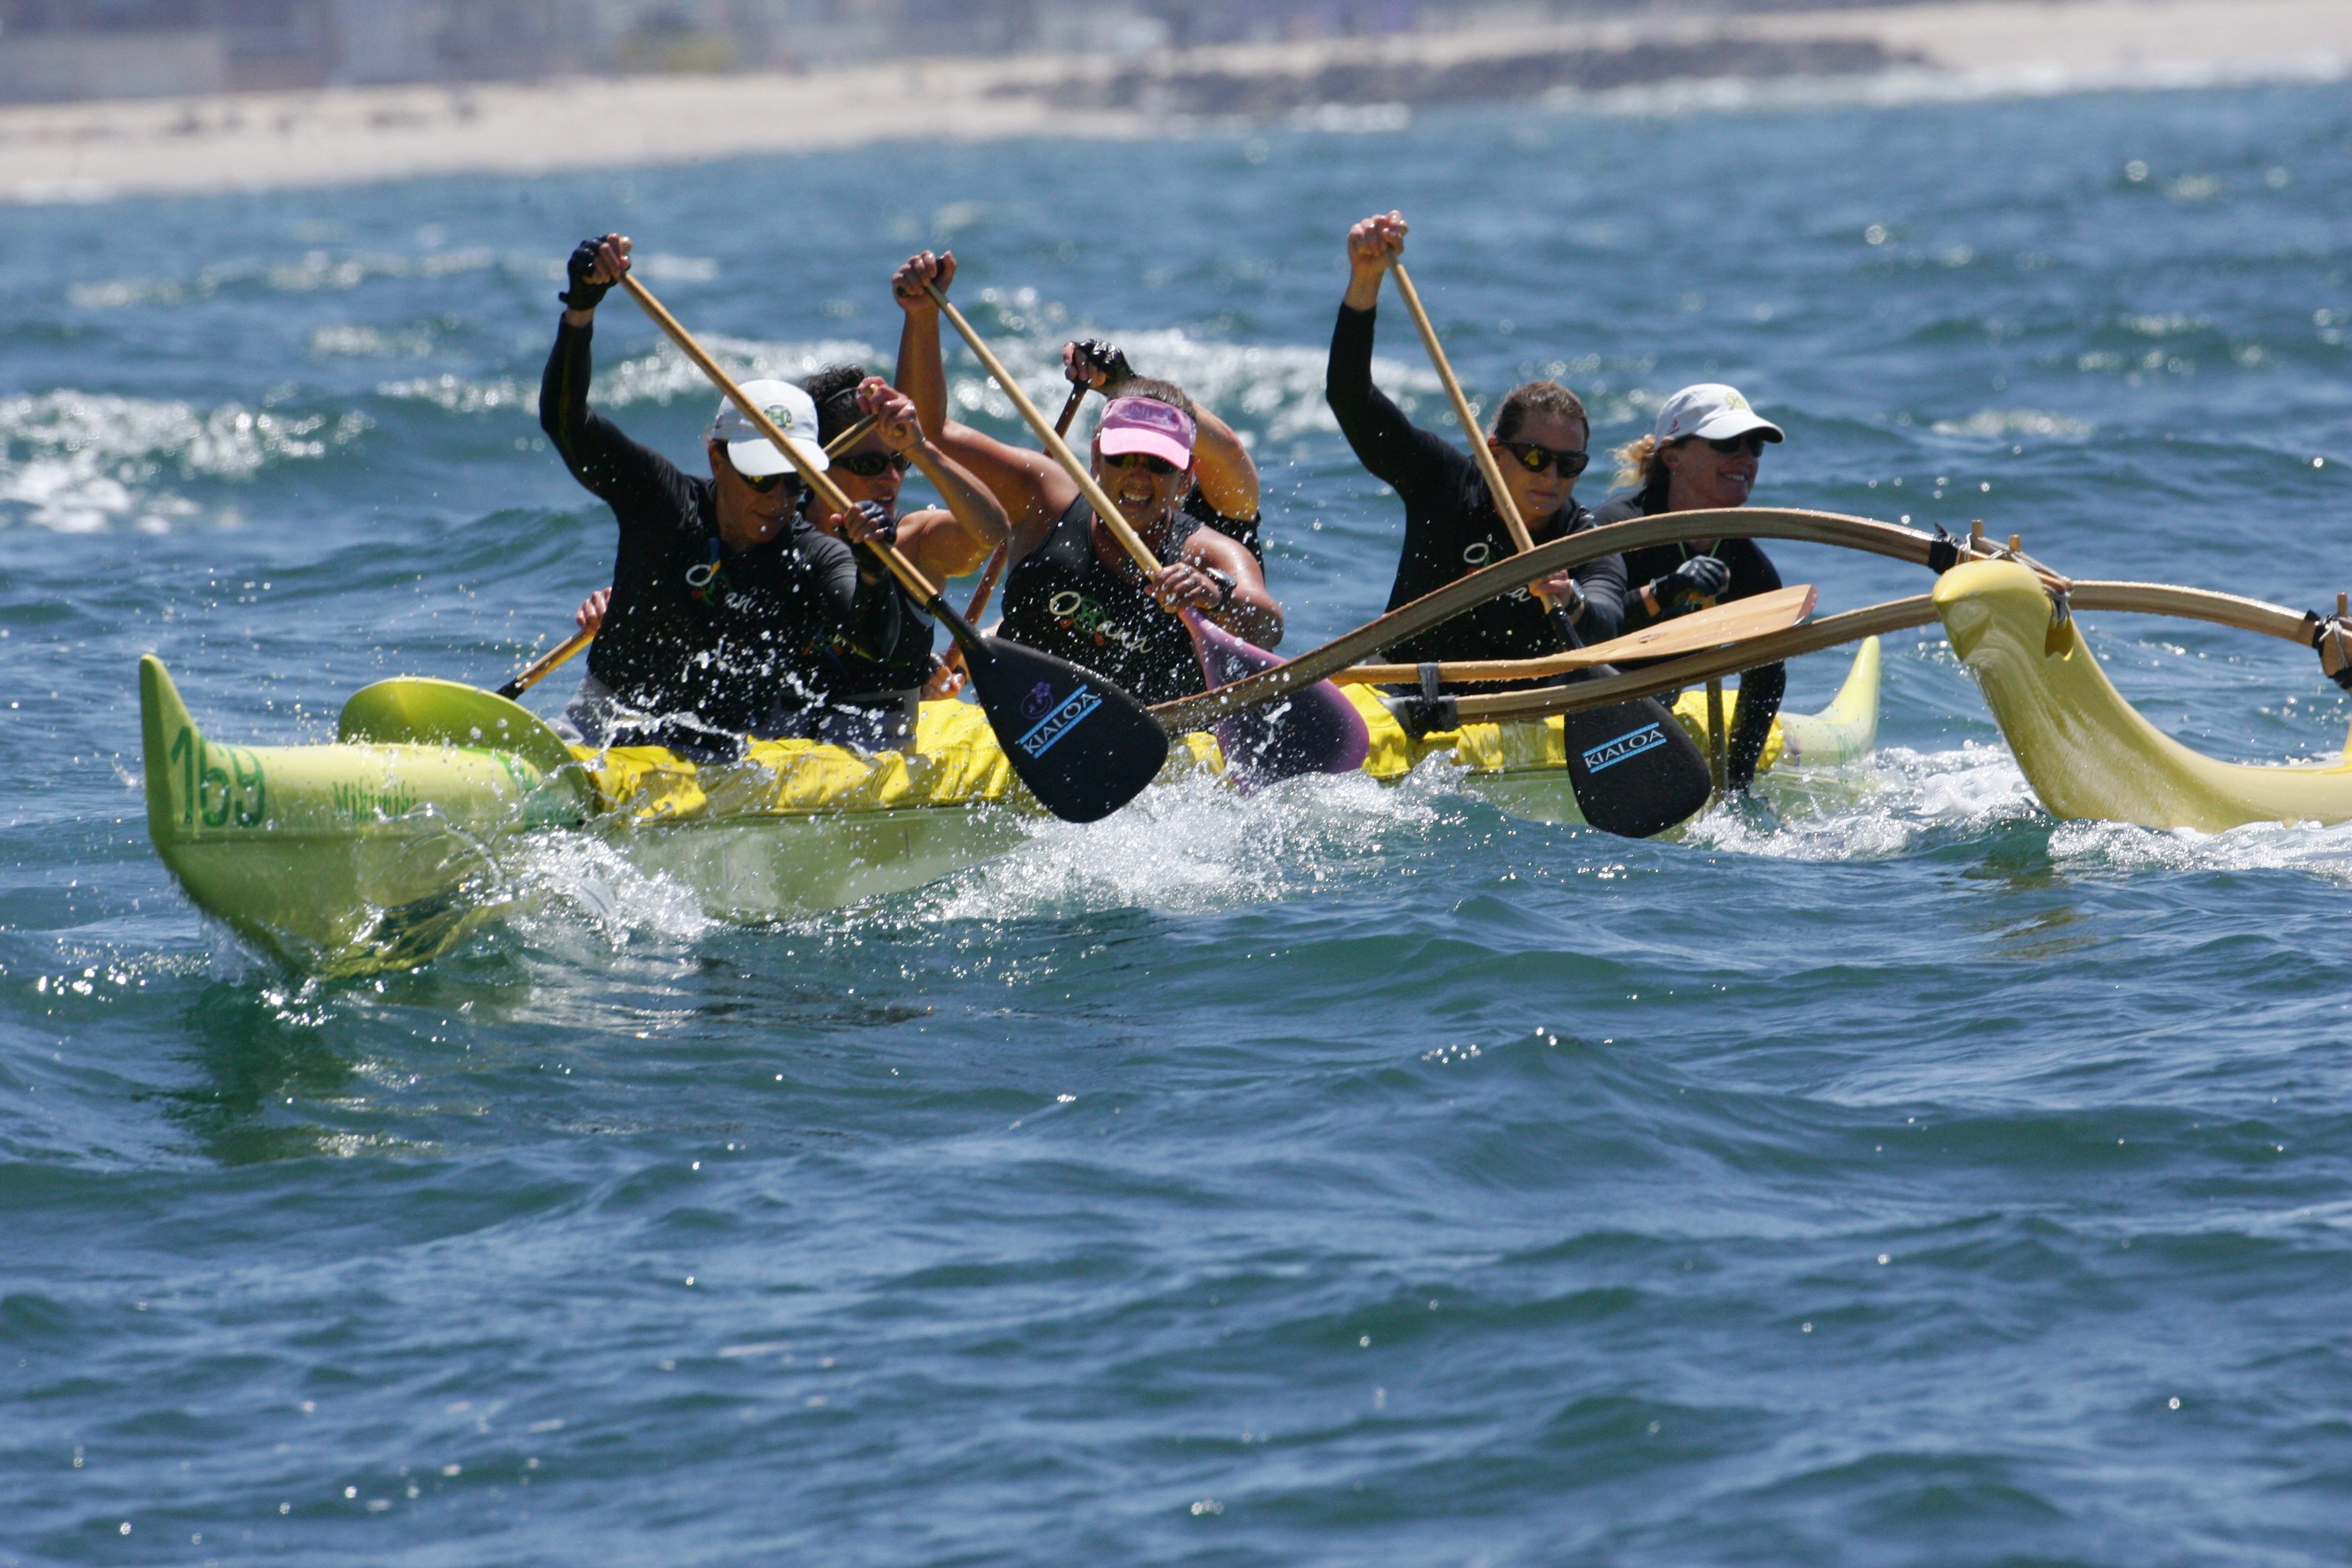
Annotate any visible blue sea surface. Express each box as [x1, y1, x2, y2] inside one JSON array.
[[4, 79, 2351, 1565]]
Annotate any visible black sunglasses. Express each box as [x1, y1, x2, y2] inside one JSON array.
[[1104, 451, 1180, 477], [724, 454, 798, 493], [1498, 440, 1591, 478], [836, 450, 913, 479], [1706, 432, 1771, 456]]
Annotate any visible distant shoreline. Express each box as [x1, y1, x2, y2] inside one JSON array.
[[6, 0, 2347, 203]]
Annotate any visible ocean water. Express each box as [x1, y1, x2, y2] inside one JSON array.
[[5, 79, 2352, 1567]]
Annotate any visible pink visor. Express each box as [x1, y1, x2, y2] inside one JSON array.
[[1096, 397, 1196, 469]]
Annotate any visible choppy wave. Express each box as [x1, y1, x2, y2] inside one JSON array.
[[62, 247, 720, 312], [377, 334, 883, 416], [0, 389, 366, 532]]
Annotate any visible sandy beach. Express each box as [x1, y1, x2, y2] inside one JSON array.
[[5, 0, 2347, 202]]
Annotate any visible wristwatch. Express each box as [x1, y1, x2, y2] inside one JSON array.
[[1202, 566, 1237, 611]]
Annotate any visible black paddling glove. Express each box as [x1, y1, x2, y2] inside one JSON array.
[[1069, 338, 1136, 390], [559, 239, 611, 311], [1649, 555, 1732, 614], [848, 500, 896, 552]]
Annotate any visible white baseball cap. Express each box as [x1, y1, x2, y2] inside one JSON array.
[[1653, 383, 1784, 446], [708, 380, 829, 478]]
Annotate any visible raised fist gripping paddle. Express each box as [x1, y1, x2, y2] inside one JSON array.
[[620, 270, 1167, 824]]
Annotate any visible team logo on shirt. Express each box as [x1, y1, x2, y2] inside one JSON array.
[[686, 556, 744, 610], [1045, 590, 1152, 654]]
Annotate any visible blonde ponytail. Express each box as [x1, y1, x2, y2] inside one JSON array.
[[1612, 433, 1660, 491]]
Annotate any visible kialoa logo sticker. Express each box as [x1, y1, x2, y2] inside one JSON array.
[[1020, 681, 1056, 720], [1581, 722, 1667, 774], [1016, 685, 1102, 758]]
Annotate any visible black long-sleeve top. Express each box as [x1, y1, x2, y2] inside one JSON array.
[[1591, 486, 1786, 789], [540, 319, 883, 735], [1325, 303, 1624, 675], [1594, 488, 1785, 636]]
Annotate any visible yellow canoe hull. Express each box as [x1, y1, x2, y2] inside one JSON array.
[[1935, 560, 2352, 830], [140, 638, 1881, 974]]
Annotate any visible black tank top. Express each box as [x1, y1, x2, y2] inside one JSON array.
[[998, 495, 1206, 706]]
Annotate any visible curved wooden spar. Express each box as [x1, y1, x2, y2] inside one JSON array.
[[1148, 509, 2323, 732]]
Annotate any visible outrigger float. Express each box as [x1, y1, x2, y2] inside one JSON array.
[[137, 507, 2348, 977]]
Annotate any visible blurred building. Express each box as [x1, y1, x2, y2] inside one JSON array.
[[0, 0, 1749, 101]]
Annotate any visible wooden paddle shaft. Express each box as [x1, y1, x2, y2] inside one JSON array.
[[1389, 263, 1540, 562], [621, 273, 944, 605], [938, 375, 1092, 686], [927, 285, 1167, 579], [823, 411, 879, 456], [498, 626, 593, 700]]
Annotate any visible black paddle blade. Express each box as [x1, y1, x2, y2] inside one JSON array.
[[1561, 697, 1713, 838], [962, 635, 1170, 823]]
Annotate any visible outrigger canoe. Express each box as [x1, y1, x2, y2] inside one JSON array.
[[138, 640, 1881, 976], [1934, 559, 2352, 832]]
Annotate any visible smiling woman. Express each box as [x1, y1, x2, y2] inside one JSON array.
[[1595, 383, 1792, 791], [887, 248, 1283, 706]]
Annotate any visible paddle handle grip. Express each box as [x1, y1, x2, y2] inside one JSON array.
[[620, 272, 942, 605], [823, 411, 879, 456], [927, 283, 1165, 580], [1054, 381, 1087, 438], [497, 626, 593, 701]]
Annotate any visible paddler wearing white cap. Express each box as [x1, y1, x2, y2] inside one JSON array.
[[537, 234, 896, 754], [887, 249, 1283, 707], [1592, 383, 1790, 791]]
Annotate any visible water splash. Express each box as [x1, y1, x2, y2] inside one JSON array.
[[1686, 742, 2041, 861], [2048, 815, 2352, 883], [911, 765, 1451, 923], [505, 831, 715, 951]]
